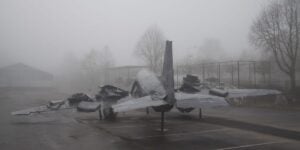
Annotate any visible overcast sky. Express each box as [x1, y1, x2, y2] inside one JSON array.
[[0, 0, 270, 74]]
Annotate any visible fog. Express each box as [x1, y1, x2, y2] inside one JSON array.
[[0, 0, 270, 74], [1, 2, 300, 149]]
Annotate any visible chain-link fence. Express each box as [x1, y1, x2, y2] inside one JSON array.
[[175, 61, 274, 89], [104, 61, 297, 91]]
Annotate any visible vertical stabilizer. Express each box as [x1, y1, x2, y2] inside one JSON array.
[[161, 41, 175, 105]]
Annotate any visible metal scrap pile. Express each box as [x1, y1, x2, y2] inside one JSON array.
[[68, 93, 93, 106], [95, 85, 129, 101], [177, 74, 202, 113], [179, 74, 201, 93], [71, 86, 129, 113]]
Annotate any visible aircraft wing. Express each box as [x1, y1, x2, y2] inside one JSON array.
[[112, 96, 167, 113], [175, 92, 229, 108], [11, 100, 73, 115], [12, 100, 101, 115], [227, 89, 281, 98]]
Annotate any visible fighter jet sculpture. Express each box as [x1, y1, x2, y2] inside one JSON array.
[[11, 40, 230, 132]]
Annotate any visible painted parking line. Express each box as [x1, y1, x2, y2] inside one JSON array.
[[134, 128, 228, 139], [104, 122, 207, 129], [217, 141, 287, 150], [106, 125, 148, 129]]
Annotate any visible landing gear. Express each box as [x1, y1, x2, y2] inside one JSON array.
[[146, 107, 150, 115], [98, 105, 103, 120], [99, 106, 117, 120], [198, 108, 202, 119], [103, 107, 117, 120], [176, 107, 194, 113], [161, 111, 165, 132], [152, 104, 173, 132]]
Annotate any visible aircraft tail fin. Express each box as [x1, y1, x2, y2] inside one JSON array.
[[161, 40, 175, 105]]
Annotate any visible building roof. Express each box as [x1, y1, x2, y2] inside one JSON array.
[[0, 63, 53, 81]]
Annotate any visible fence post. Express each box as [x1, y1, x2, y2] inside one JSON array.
[[249, 63, 251, 86], [176, 65, 179, 88], [231, 62, 234, 85], [253, 62, 256, 88], [218, 63, 221, 86], [237, 61, 240, 88], [127, 68, 130, 82], [269, 61, 272, 87], [202, 64, 205, 82]]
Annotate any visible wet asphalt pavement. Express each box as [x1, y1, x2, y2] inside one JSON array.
[[0, 88, 299, 150]]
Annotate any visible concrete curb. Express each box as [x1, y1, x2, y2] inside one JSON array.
[[204, 115, 300, 141]]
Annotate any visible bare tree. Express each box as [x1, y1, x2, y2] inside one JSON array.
[[135, 25, 166, 73], [256, 61, 271, 84], [250, 0, 299, 91], [82, 46, 114, 73], [197, 38, 226, 63], [99, 46, 115, 69], [180, 54, 194, 74], [81, 46, 115, 88], [82, 49, 99, 75]]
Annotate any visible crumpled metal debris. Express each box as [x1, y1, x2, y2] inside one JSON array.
[[68, 93, 93, 106], [179, 74, 201, 93], [95, 85, 128, 101], [47, 100, 66, 110], [77, 101, 101, 112], [12, 86, 130, 116]]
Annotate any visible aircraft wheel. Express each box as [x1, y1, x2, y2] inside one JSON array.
[[198, 108, 202, 119], [176, 107, 195, 113], [103, 107, 117, 120], [152, 104, 173, 112]]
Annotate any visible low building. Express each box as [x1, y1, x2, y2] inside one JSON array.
[[0, 63, 53, 87]]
